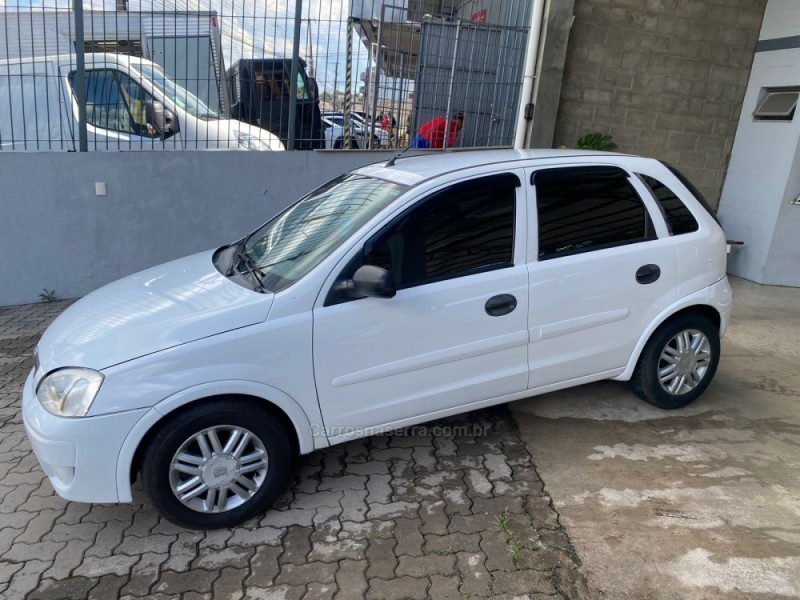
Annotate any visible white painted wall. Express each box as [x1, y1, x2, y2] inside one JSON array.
[[0, 150, 396, 306], [718, 0, 800, 285], [759, 0, 800, 40]]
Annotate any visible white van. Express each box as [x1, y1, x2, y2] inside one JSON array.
[[23, 150, 731, 529], [0, 53, 283, 151]]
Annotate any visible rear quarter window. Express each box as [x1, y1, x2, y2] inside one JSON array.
[[639, 174, 699, 235], [661, 162, 721, 226]]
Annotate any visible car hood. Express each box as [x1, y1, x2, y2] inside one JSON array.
[[37, 251, 273, 372]]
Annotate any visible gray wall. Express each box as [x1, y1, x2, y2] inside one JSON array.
[[553, 0, 766, 208], [0, 150, 396, 306]]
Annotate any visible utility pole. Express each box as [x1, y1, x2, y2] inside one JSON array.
[[343, 18, 353, 147], [332, 63, 338, 112]]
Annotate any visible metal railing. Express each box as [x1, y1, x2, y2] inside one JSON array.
[[0, 0, 531, 151]]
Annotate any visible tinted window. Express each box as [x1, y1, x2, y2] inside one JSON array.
[[364, 175, 517, 288], [70, 70, 156, 137], [535, 167, 650, 260], [661, 162, 721, 225], [640, 174, 699, 235]]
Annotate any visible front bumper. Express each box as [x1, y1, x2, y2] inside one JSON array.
[[22, 370, 149, 503]]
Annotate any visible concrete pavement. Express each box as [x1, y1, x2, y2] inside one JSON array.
[[513, 277, 800, 599], [0, 301, 587, 599]]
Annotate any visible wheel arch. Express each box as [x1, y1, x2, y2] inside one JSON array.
[[615, 302, 722, 382], [116, 381, 323, 503]]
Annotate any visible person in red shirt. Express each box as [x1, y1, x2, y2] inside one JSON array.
[[412, 111, 464, 148]]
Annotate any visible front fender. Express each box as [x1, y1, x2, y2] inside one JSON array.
[[115, 379, 325, 503]]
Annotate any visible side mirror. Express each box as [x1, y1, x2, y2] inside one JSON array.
[[308, 76, 319, 101], [145, 99, 180, 140], [344, 265, 396, 299]]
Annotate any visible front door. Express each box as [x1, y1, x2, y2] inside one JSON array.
[[65, 67, 169, 150], [313, 172, 529, 441], [526, 165, 679, 389]]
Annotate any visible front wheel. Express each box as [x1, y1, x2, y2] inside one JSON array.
[[629, 313, 720, 409], [140, 399, 292, 529]]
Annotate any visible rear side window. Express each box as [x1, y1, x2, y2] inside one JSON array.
[[639, 174, 699, 235], [534, 166, 653, 260]]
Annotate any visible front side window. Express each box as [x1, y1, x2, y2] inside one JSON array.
[[71, 69, 156, 137], [639, 174, 699, 235], [362, 173, 517, 289], [535, 166, 652, 260], [243, 175, 408, 292]]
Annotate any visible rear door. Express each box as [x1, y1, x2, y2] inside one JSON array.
[[526, 165, 678, 388], [313, 171, 529, 439]]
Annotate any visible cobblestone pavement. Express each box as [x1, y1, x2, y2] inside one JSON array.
[[0, 301, 588, 600]]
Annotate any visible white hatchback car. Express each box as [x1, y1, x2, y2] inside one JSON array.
[[23, 150, 732, 528]]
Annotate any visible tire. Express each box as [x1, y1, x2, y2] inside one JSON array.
[[140, 399, 292, 529], [333, 137, 358, 149], [629, 313, 720, 409]]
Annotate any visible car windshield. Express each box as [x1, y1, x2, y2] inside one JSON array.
[[243, 174, 408, 292], [132, 63, 219, 119]]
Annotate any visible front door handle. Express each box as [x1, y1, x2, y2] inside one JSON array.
[[485, 294, 517, 317], [636, 264, 661, 284]]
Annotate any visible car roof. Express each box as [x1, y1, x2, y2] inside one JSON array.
[[352, 149, 634, 187]]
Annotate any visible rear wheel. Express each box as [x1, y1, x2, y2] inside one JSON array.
[[333, 137, 359, 149], [140, 399, 292, 529], [630, 313, 720, 409]]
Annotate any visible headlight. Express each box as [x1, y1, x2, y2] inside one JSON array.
[[235, 132, 269, 151], [35, 368, 104, 417]]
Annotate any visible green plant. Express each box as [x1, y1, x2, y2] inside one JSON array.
[[575, 132, 617, 151], [529, 535, 546, 552], [508, 536, 524, 567], [494, 509, 511, 534], [39, 289, 57, 303]]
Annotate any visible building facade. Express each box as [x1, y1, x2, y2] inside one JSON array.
[[552, 0, 767, 208]]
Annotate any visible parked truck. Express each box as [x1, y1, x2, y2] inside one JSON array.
[[227, 58, 325, 150], [0, 53, 282, 151], [2, 11, 331, 151], [0, 10, 229, 116]]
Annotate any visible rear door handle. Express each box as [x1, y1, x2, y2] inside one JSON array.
[[485, 294, 517, 317], [636, 264, 661, 284]]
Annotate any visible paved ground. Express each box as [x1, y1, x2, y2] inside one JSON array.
[[0, 302, 587, 599], [513, 277, 800, 600]]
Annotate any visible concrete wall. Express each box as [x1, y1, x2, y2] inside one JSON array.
[[553, 0, 766, 208], [528, 0, 577, 149], [0, 150, 396, 306], [718, 0, 800, 286]]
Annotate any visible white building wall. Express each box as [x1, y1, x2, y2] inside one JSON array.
[[718, 0, 800, 285]]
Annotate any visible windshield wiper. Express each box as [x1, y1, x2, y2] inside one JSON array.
[[256, 249, 312, 271], [233, 242, 267, 292]]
